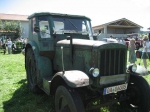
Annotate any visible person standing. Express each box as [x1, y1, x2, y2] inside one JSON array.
[[128, 38, 137, 64], [2, 43, 6, 54], [120, 38, 126, 45], [141, 35, 150, 69], [7, 38, 12, 54]]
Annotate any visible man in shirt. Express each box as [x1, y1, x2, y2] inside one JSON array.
[[7, 38, 12, 54]]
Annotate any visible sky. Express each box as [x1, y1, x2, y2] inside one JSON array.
[[0, 0, 150, 30]]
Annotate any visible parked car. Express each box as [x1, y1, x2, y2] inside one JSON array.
[[125, 33, 143, 50]]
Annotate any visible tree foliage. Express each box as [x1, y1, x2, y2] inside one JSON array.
[[15, 21, 23, 38], [0, 19, 3, 30], [0, 19, 23, 40]]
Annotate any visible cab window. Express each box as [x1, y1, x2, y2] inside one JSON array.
[[38, 16, 51, 38], [32, 18, 36, 34]]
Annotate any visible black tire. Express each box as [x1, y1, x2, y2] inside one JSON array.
[[26, 48, 40, 93], [121, 74, 150, 112], [55, 85, 85, 112]]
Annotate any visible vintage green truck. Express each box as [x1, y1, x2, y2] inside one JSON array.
[[25, 12, 150, 112], [12, 41, 24, 54]]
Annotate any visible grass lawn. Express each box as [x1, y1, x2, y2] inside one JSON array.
[[0, 51, 54, 112], [0, 49, 150, 112]]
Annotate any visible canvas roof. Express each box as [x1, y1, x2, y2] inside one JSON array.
[[28, 12, 91, 20], [0, 13, 28, 21], [92, 18, 143, 30]]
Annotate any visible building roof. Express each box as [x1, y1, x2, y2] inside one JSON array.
[[92, 18, 143, 30], [0, 13, 28, 21]]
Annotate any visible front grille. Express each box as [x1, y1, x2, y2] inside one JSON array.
[[100, 49, 126, 76]]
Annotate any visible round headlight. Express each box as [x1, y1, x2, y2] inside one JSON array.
[[132, 64, 137, 72], [92, 68, 99, 77]]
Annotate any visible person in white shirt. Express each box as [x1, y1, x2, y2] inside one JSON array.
[[120, 38, 126, 45], [7, 38, 12, 54], [141, 35, 150, 69]]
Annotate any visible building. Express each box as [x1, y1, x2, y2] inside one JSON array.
[[0, 13, 29, 38], [92, 18, 143, 40]]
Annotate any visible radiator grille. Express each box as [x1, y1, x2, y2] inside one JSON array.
[[100, 49, 126, 76]]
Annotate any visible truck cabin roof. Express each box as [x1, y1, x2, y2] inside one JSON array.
[[28, 12, 91, 20]]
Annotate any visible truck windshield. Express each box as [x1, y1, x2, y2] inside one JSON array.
[[52, 17, 93, 39]]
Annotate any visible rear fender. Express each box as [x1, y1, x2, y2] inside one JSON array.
[[25, 41, 39, 69], [37, 56, 53, 78], [25, 41, 39, 58], [25, 41, 53, 81]]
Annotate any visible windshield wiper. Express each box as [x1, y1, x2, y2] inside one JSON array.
[[67, 19, 78, 30], [64, 18, 78, 30]]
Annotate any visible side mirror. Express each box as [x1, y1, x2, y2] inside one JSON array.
[[34, 26, 40, 32]]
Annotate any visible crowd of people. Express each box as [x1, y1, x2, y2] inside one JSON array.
[[1, 38, 12, 54], [0, 37, 28, 55], [128, 35, 150, 69], [141, 35, 150, 69], [109, 35, 126, 45]]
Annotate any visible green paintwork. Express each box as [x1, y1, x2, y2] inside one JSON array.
[[28, 12, 91, 20], [25, 12, 147, 96], [24, 12, 150, 111]]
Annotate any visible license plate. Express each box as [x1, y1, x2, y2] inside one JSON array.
[[103, 83, 128, 95]]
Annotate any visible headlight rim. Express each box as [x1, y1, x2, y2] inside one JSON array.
[[127, 63, 137, 73], [131, 64, 137, 72], [92, 68, 100, 77]]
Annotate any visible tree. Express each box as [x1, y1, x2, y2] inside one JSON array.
[[0, 19, 3, 30], [0, 20, 23, 40], [15, 21, 23, 39]]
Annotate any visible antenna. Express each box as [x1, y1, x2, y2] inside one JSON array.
[[61, 46, 65, 74]]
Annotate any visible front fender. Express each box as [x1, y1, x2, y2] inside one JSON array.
[[127, 64, 148, 76], [134, 65, 148, 76], [52, 70, 93, 88]]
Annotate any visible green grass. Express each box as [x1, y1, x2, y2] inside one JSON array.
[[0, 49, 150, 112], [0, 51, 54, 112]]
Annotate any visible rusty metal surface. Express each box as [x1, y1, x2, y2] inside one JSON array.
[[54, 70, 93, 87], [56, 39, 105, 48]]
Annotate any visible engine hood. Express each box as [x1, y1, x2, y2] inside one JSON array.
[[56, 39, 127, 49]]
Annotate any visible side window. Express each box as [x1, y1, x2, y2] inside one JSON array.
[[82, 21, 86, 32], [38, 16, 51, 38], [32, 18, 36, 34]]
